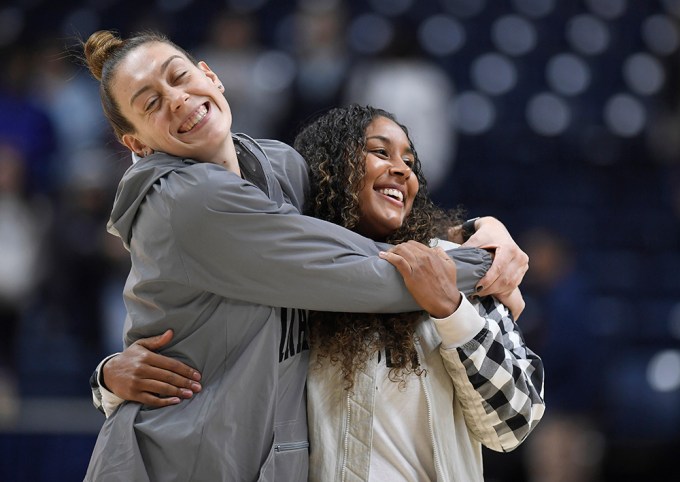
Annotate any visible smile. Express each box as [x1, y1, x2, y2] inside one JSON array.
[[178, 103, 208, 133], [377, 187, 404, 203]]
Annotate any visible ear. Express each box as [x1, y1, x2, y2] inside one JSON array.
[[198, 61, 224, 92], [122, 134, 149, 157]]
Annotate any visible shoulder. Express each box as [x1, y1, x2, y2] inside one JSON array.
[[233, 135, 308, 184], [169, 160, 237, 192], [245, 137, 310, 211], [169, 161, 296, 228], [159, 161, 253, 213], [256, 139, 309, 179], [251, 138, 301, 160]]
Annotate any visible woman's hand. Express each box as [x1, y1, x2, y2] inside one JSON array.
[[379, 240, 462, 318], [495, 287, 526, 320], [102, 329, 202, 407], [453, 216, 528, 285], [449, 217, 528, 318]]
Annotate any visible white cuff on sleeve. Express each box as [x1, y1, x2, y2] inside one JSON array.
[[432, 296, 485, 349], [96, 353, 126, 418]]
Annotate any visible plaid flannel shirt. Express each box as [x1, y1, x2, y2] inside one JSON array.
[[441, 295, 545, 452]]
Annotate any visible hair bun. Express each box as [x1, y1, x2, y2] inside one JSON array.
[[83, 30, 124, 81]]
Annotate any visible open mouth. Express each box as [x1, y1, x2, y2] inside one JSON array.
[[178, 103, 209, 133], [377, 187, 404, 203]]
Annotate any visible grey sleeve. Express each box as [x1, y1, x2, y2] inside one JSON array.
[[169, 163, 491, 313]]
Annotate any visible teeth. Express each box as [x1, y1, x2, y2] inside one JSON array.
[[179, 104, 208, 133], [378, 188, 404, 202]]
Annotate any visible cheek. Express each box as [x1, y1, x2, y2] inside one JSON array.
[[357, 183, 374, 205], [216, 94, 233, 116], [139, 120, 164, 146], [403, 203, 414, 220], [407, 178, 419, 206]]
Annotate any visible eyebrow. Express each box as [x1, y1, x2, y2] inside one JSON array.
[[366, 135, 414, 155], [129, 54, 183, 107]]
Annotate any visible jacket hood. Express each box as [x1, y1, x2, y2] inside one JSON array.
[[107, 153, 193, 250]]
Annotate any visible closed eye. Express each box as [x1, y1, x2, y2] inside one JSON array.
[[172, 71, 188, 84], [145, 97, 160, 112]]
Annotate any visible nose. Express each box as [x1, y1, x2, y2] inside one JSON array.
[[389, 161, 412, 180], [169, 88, 189, 111]]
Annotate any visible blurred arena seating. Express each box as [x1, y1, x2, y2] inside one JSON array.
[[0, 0, 678, 480]]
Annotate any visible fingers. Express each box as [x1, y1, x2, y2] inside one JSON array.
[[131, 364, 202, 395], [381, 241, 455, 278], [113, 363, 201, 406], [496, 288, 525, 320], [380, 241, 461, 318], [477, 246, 528, 297], [379, 249, 413, 278], [132, 334, 202, 383], [103, 333, 202, 404], [476, 257, 503, 296], [137, 329, 174, 351], [454, 216, 529, 297], [380, 241, 442, 276], [146, 351, 201, 382], [128, 373, 199, 400], [137, 394, 182, 408], [379, 240, 424, 275], [126, 350, 202, 395]]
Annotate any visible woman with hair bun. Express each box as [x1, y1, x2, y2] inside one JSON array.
[[81, 30, 535, 481]]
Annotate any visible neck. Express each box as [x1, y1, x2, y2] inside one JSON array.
[[212, 134, 241, 176]]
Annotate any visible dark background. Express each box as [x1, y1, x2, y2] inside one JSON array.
[[0, 0, 678, 480]]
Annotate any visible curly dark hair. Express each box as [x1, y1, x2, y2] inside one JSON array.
[[293, 104, 463, 390]]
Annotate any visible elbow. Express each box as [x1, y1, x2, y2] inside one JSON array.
[[492, 401, 547, 452]]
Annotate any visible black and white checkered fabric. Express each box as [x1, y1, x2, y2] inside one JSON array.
[[443, 295, 545, 452]]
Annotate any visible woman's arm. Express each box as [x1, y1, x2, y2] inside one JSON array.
[[379, 241, 544, 452], [267, 141, 529, 313], [95, 237, 524, 414], [156, 162, 490, 313], [94, 330, 201, 416], [437, 296, 545, 452], [94, 239, 484, 414]]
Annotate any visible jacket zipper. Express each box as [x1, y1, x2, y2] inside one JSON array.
[[340, 391, 351, 481], [417, 347, 445, 481], [274, 441, 309, 452]]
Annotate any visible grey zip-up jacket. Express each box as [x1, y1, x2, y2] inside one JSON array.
[[84, 135, 492, 482]]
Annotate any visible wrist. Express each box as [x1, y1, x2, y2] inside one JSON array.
[[432, 296, 486, 348], [100, 354, 119, 391], [429, 292, 463, 319]]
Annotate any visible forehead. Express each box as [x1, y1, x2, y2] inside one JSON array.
[[118, 41, 186, 79], [112, 42, 189, 100], [365, 116, 409, 145]]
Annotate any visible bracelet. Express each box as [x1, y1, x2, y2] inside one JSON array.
[[461, 217, 480, 241]]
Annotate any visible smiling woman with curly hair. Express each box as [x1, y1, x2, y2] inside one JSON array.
[[293, 104, 544, 482], [294, 104, 462, 390]]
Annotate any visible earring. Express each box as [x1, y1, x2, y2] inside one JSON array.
[[217, 83, 224, 91]]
